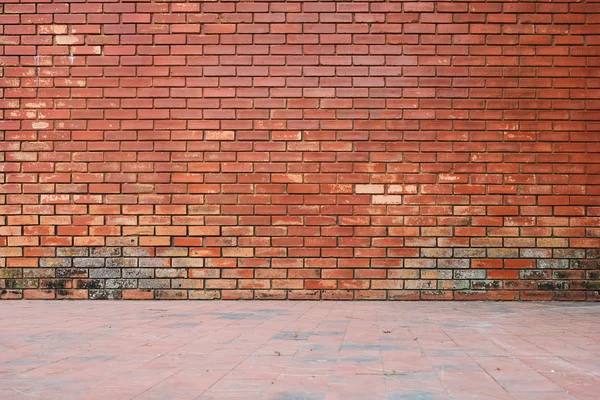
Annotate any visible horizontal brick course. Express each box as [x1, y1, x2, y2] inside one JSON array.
[[1, 0, 600, 300]]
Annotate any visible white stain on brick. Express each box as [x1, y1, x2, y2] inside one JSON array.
[[372, 195, 403, 205], [205, 131, 235, 141], [32, 122, 49, 129], [388, 184, 417, 194], [25, 102, 46, 108], [63, 79, 86, 87], [356, 184, 384, 194], [439, 174, 461, 182], [56, 36, 80, 45], [39, 25, 68, 35]]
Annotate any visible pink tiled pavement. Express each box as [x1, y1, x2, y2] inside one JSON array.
[[0, 301, 598, 399]]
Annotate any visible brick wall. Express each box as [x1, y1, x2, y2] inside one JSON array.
[[1, 0, 599, 301]]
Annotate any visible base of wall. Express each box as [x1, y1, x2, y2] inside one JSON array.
[[2, 251, 599, 301], [2, 289, 599, 301]]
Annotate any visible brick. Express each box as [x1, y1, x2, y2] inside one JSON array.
[[537, 259, 569, 269], [372, 195, 403, 205], [89, 269, 121, 279], [105, 279, 138, 289], [73, 258, 105, 269], [205, 131, 235, 141], [139, 279, 170, 289], [122, 289, 154, 300], [355, 184, 384, 194]]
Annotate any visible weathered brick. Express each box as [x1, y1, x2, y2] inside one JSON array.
[[89, 289, 123, 300], [139, 279, 170, 289], [422, 270, 452, 280], [91, 247, 122, 257], [139, 259, 170, 268], [520, 249, 553, 259], [171, 258, 204, 268], [123, 247, 153, 257], [73, 258, 105, 269], [571, 259, 600, 270], [453, 249, 487, 258], [537, 281, 569, 291], [0, 270, 23, 279], [439, 259, 470, 269], [123, 269, 154, 279], [40, 258, 72, 268], [453, 270, 486, 280], [537, 259, 569, 269], [105, 279, 138, 289], [440, 280, 470, 290], [57, 248, 89, 257], [520, 270, 549, 279], [23, 269, 55, 278], [5, 279, 38, 289], [156, 269, 187, 278], [89, 269, 121, 279], [405, 280, 436, 290], [471, 280, 502, 290], [56, 269, 88, 278], [106, 258, 138, 268], [405, 259, 436, 269], [554, 249, 586, 259], [171, 279, 204, 289], [487, 249, 520, 258], [422, 248, 453, 258], [189, 290, 220, 300], [75, 279, 104, 289]]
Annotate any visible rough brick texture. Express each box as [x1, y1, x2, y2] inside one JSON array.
[[1, 0, 600, 301]]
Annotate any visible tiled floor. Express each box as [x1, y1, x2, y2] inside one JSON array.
[[0, 302, 598, 399]]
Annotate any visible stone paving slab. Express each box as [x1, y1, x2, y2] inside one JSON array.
[[0, 302, 598, 399]]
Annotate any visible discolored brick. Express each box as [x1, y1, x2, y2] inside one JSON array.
[[139, 279, 170, 289], [453, 270, 486, 279], [106, 258, 138, 268], [537, 259, 569, 269], [56, 248, 89, 257], [105, 279, 138, 289], [40, 258, 72, 268], [91, 247, 122, 257], [89, 269, 121, 279], [123, 269, 154, 279], [73, 258, 105, 269], [89, 289, 123, 300]]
